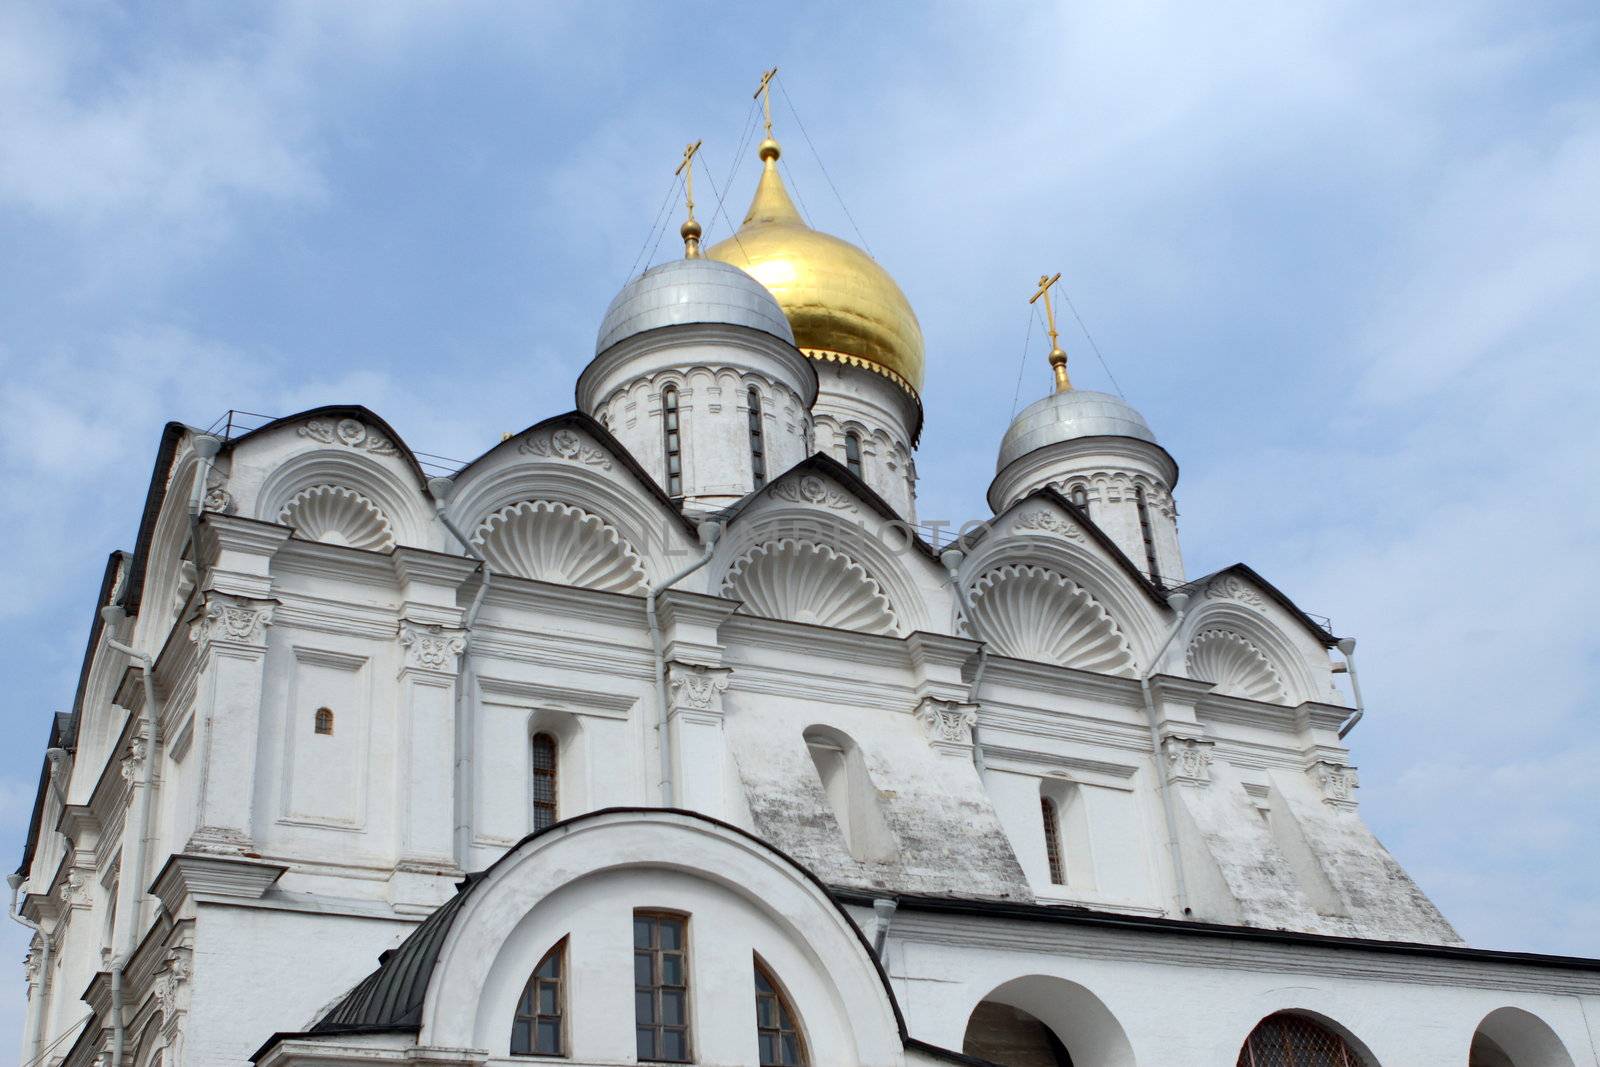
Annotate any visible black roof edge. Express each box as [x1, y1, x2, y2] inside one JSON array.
[[1179, 562, 1338, 648], [905, 1036, 1004, 1066], [1007, 486, 1173, 609], [256, 807, 925, 1061], [830, 889, 1600, 973], [16, 550, 127, 877], [450, 410, 698, 539], [122, 422, 187, 617], [716, 452, 940, 564]]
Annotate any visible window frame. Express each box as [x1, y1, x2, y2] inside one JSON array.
[[1134, 484, 1162, 585], [843, 432, 863, 479], [314, 707, 334, 735], [661, 384, 683, 498], [634, 910, 693, 1063], [510, 938, 567, 1057], [748, 386, 767, 489], [531, 732, 558, 833], [753, 956, 809, 1066], [1040, 795, 1065, 885]]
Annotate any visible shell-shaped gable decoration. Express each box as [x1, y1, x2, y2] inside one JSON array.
[[968, 564, 1137, 676], [473, 500, 648, 594], [278, 485, 395, 552], [1186, 628, 1288, 703], [722, 539, 898, 635]]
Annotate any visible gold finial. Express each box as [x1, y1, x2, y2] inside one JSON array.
[[1029, 272, 1072, 392], [754, 67, 780, 161], [675, 139, 704, 257]]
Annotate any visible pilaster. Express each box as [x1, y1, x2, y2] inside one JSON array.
[[666, 661, 733, 816], [186, 590, 276, 854], [905, 631, 981, 708], [391, 619, 469, 911]]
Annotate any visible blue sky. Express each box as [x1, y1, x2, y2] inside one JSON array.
[[2, 0, 1597, 1051]]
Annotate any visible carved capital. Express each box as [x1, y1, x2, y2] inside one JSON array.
[[153, 946, 194, 1018], [1162, 736, 1215, 785], [398, 620, 468, 674], [666, 662, 732, 716], [57, 869, 91, 910], [189, 593, 274, 648], [914, 697, 978, 754], [119, 732, 149, 784], [1310, 760, 1359, 809]]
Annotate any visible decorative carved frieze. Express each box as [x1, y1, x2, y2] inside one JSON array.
[[666, 663, 732, 716], [1163, 736, 1215, 785], [1014, 509, 1085, 541], [297, 417, 398, 456], [1310, 760, 1360, 810], [398, 621, 468, 674], [189, 593, 274, 648], [1206, 574, 1264, 608], [769, 474, 860, 513], [915, 697, 978, 755], [518, 427, 613, 469]]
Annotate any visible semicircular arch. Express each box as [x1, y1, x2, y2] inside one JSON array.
[[255, 449, 432, 551], [962, 974, 1137, 1067], [1180, 602, 1319, 705]]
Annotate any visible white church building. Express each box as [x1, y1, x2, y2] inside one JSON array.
[[10, 112, 1600, 1067]]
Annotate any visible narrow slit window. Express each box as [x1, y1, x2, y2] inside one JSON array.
[[754, 959, 808, 1066], [510, 939, 565, 1056], [314, 707, 334, 736], [635, 912, 692, 1063], [1040, 796, 1065, 885], [531, 733, 558, 832], [1135, 485, 1162, 585], [748, 387, 767, 489], [844, 432, 863, 479], [662, 385, 683, 498]]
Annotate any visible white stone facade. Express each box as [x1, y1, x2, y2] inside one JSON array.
[[10, 275, 1597, 1067]]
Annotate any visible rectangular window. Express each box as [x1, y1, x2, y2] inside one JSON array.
[[634, 912, 691, 1062], [531, 733, 558, 832]]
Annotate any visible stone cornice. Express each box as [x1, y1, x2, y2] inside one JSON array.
[[477, 674, 638, 717], [719, 613, 909, 668], [152, 853, 288, 918], [980, 654, 1148, 707]]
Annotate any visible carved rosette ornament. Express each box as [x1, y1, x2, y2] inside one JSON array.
[[769, 474, 860, 513], [666, 663, 732, 718], [518, 427, 613, 469], [297, 417, 399, 456], [1311, 760, 1360, 810], [189, 594, 274, 648], [398, 621, 468, 674], [915, 697, 978, 755], [1162, 736, 1215, 785], [1205, 574, 1264, 608], [1014, 509, 1085, 541]]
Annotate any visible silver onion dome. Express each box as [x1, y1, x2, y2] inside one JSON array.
[[996, 389, 1158, 473], [595, 257, 795, 356]]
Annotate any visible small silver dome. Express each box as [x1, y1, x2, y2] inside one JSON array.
[[996, 389, 1158, 473], [595, 257, 795, 356]]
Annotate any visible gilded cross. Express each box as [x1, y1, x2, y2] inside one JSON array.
[[754, 67, 779, 139], [1029, 272, 1072, 392], [675, 139, 703, 223]]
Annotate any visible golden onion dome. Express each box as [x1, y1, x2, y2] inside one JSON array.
[[707, 138, 925, 394]]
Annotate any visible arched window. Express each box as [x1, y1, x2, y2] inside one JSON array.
[[1040, 797, 1064, 885], [1134, 485, 1161, 585], [531, 733, 558, 832], [844, 432, 863, 479], [1237, 1013, 1365, 1067], [661, 384, 683, 498], [1069, 483, 1088, 508], [635, 912, 692, 1063], [803, 726, 898, 863], [754, 959, 808, 1066], [511, 939, 565, 1056], [314, 707, 334, 736], [748, 387, 768, 489]]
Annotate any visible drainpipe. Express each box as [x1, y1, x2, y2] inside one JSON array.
[[1333, 638, 1364, 738], [8, 748, 69, 1066], [185, 434, 223, 548], [98, 606, 160, 1067], [425, 478, 494, 868], [870, 897, 898, 959], [939, 549, 989, 775], [1138, 591, 1192, 917], [649, 523, 721, 808]]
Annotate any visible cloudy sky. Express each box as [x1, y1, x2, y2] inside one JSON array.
[[1, 0, 1597, 1052]]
